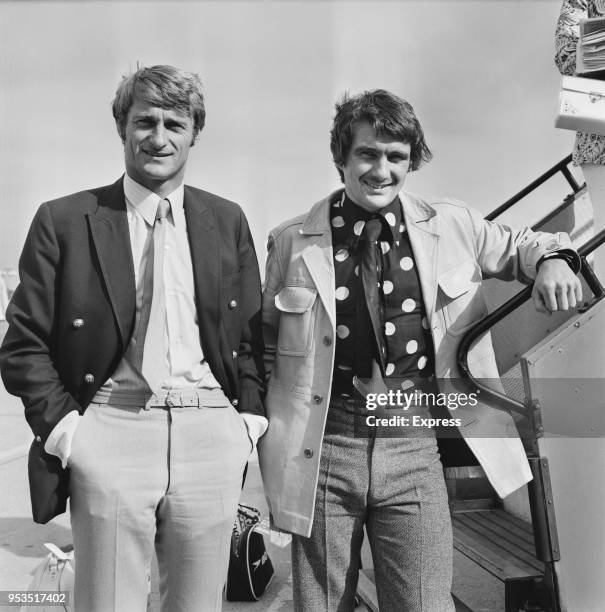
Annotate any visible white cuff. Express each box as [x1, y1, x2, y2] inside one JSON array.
[[240, 414, 268, 450], [44, 411, 81, 468]]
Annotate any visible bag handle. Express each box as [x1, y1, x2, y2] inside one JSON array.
[[44, 543, 73, 562]]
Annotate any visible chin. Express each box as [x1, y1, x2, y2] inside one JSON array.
[[362, 196, 392, 210], [141, 166, 173, 181]]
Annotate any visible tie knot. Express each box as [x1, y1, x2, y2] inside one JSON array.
[[363, 218, 383, 243], [156, 198, 171, 222]]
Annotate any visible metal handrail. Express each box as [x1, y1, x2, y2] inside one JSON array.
[[485, 154, 582, 222], [457, 194, 605, 416]]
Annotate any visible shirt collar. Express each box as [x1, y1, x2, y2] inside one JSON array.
[[334, 192, 401, 246], [123, 173, 185, 227]]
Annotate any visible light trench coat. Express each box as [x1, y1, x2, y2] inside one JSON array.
[[258, 189, 574, 537]]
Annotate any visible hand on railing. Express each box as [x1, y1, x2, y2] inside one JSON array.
[[532, 259, 583, 314]]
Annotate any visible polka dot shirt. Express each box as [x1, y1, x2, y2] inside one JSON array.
[[331, 193, 435, 397]]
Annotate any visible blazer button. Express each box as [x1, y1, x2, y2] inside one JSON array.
[[232, 350, 238, 359], [323, 336, 332, 346], [84, 373, 95, 384], [313, 394, 323, 404], [72, 318, 84, 329], [35, 435, 42, 443], [304, 448, 314, 458], [232, 399, 239, 407], [228, 300, 238, 310]]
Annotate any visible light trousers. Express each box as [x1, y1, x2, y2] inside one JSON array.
[[291, 401, 454, 612], [68, 400, 250, 612]]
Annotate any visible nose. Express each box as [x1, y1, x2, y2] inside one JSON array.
[[372, 155, 389, 180], [148, 123, 167, 149]]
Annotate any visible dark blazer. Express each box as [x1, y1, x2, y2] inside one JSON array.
[[0, 177, 265, 523]]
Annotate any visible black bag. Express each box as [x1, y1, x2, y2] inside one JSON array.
[[225, 504, 275, 601]]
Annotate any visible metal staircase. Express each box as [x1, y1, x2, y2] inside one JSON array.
[[451, 156, 605, 612]]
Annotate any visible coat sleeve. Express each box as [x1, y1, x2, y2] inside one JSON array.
[[234, 207, 266, 417], [0, 203, 82, 443], [464, 205, 579, 282], [555, 0, 588, 75]]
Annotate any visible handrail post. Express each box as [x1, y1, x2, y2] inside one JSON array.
[[560, 165, 581, 193], [580, 256, 605, 301]]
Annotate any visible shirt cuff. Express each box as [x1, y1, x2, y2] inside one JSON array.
[[240, 413, 269, 449], [44, 410, 81, 468]]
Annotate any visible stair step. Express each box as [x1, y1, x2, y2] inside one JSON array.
[[452, 508, 543, 582]]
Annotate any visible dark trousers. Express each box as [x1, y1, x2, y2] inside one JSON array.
[[291, 398, 454, 612]]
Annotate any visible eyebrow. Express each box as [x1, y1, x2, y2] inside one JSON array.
[[165, 116, 188, 126], [354, 145, 409, 156], [354, 145, 378, 154], [132, 112, 156, 122]]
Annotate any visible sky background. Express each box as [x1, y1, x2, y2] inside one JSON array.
[[0, 0, 581, 276]]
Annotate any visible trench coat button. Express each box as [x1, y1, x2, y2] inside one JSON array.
[[72, 318, 84, 329], [232, 399, 239, 407], [35, 435, 42, 443], [84, 373, 95, 384], [304, 448, 314, 458], [313, 394, 323, 404], [322, 336, 332, 346], [232, 350, 238, 359], [228, 300, 238, 310]]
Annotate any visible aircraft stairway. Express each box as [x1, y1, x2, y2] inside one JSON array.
[[450, 156, 605, 612]]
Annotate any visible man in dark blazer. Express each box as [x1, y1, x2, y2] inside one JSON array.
[[0, 65, 265, 612]]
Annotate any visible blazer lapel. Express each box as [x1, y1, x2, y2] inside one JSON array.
[[87, 178, 136, 348], [401, 192, 441, 322]]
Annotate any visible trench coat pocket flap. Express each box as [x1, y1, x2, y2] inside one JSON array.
[[437, 260, 480, 299], [275, 286, 317, 313]]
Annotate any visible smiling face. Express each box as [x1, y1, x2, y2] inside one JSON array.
[[338, 121, 411, 212], [123, 96, 196, 196]]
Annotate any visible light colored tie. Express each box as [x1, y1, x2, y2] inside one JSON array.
[[137, 198, 171, 394]]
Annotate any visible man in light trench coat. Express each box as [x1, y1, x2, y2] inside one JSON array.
[[258, 89, 582, 611]]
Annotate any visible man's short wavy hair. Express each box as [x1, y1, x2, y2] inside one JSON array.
[[330, 89, 432, 182], [112, 64, 206, 142]]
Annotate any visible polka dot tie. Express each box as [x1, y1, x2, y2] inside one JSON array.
[[360, 217, 387, 374]]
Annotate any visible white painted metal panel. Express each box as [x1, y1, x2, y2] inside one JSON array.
[[521, 299, 605, 612]]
